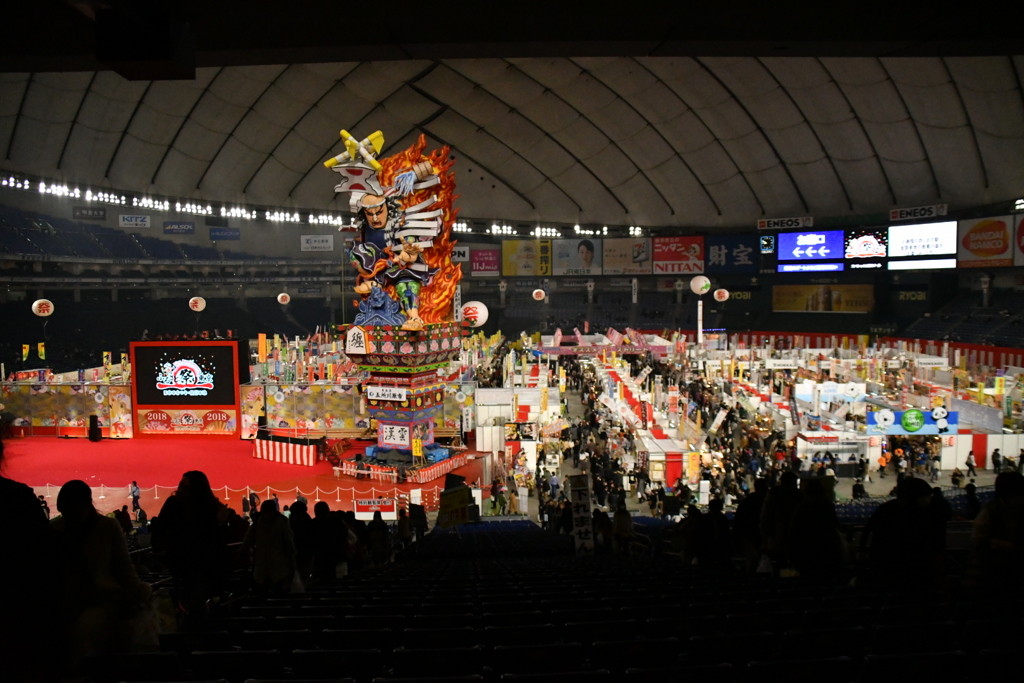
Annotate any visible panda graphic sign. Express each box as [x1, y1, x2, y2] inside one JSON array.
[[867, 407, 957, 435]]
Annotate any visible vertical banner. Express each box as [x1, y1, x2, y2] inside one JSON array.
[[37, 343, 45, 360], [102, 351, 112, 377], [687, 452, 701, 485], [568, 474, 594, 554], [258, 333, 267, 363], [108, 385, 134, 439], [22, 344, 29, 361]]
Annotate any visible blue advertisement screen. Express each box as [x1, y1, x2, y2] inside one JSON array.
[[778, 230, 845, 261]]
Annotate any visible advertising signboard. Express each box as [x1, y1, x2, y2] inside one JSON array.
[[603, 238, 652, 275], [653, 236, 704, 274], [553, 238, 602, 275], [772, 284, 874, 313], [957, 216, 1013, 268], [470, 248, 500, 276], [502, 240, 551, 276], [705, 235, 758, 273]]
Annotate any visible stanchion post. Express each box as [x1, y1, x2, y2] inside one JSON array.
[[335, 487, 341, 503], [224, 486, 229, 500], [153, 485, 160, 500], [315, 487, 320, 502], [98, 485, 106, 499]]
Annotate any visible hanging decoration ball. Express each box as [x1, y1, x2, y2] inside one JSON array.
[[690, 276, 712, 295], [277, 292, 291, 305], [532, 289, 546, 301], [461, 301, 489, 327], [188, 296, 207, 312], [31, 299, 55, 317], [713, 288, 730, 302]]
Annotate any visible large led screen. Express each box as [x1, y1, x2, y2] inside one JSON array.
[[130, 342, 241, 436], [777, 230, 844, 261], [133, 343, 239, 406], [887, 221, 957, 258]]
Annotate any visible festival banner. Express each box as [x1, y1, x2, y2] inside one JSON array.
[[37, 343, 45, 360], [602, 238, 652, 275], [653, 236, 705, 274], [772, 284, 874, 313], [135, 408, 237, 435], [502, 240, 551, 276], [552, 238, 602, 275], [471, 248, 501, 277], [568, 474, 594, 554], [22, 344, 28, 361]]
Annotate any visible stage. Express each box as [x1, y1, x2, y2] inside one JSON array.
[[3, 435, 486, 516]]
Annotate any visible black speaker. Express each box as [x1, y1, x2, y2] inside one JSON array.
[[88, 415, 102, 442], [257, 414, 267, 429]]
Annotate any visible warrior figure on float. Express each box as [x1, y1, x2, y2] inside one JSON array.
[[324, 129, 460, 331]]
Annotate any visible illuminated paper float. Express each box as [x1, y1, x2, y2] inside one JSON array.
[[326, 130, 467, 459]]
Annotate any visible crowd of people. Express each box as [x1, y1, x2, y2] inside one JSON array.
[[0, 441, 423, 680]]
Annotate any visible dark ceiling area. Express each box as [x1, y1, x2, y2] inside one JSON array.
[[4, 2, 1024, 74]]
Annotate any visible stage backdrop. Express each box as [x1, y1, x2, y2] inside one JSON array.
[[130, 341, 241, 437]]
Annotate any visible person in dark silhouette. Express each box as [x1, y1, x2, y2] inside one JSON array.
[[790, 478, 846, 580], [760, 471, 801, 571], [153, 471, 228, 627], [973, 471, 1024, 587], [0, 441, 62, 681], [860, 477, 948, 589], [51, 480, 151, 666], [288, 500, 314, 585], [692, 498, 732, 572], [733, 477, 768, 572]]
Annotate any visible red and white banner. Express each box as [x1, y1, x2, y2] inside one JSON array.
[[253, 438, 316, 466]]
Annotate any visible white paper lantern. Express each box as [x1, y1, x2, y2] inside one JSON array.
[[461, 301, 489, 327], [690, 276, 711, 295], [277, 292, 291, 305], [532, 289, 546, 301], [713, 288, 730, 302], [31, 299, 55, 317], [188, 296, 207, 312]]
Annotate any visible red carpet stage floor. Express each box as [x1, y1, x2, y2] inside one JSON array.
[[3, 436, 486, 516]]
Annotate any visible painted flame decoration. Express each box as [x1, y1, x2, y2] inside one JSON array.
[[377, 135, 462, 323]]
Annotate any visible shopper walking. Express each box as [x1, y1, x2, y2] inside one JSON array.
[[966, 451, 978, 477]]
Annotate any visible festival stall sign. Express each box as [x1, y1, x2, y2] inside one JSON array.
[[502, 240, 551, 276], [772, 284, 874, 313], [866, 407, 957, 435], [603, 238, 652, 275], [129, 341, 241, 436], [653, 236, 705, 274], [437, 486, 471, 528], [504, 421, 538, 441], [568, 474, 594, 554], [354, 498, 398, 521], [539, 345, 646, 355], [540, 418, 570, 437], [471, 248, 501, 277], [553, 238, 602, 275], [957, 216, 1013, 268]]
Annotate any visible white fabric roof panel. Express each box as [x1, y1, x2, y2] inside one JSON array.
[[0, 56, 1019, 226]]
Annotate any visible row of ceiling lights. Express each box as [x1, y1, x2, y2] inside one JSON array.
[[4, 173, 664, 237]]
